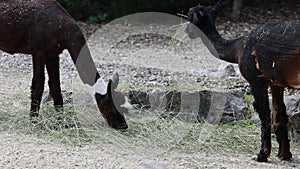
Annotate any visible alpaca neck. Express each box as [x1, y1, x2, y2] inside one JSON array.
[[201, 25, 242, 64], [65, 25, 100, 86]]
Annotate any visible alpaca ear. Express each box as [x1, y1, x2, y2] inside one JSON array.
[[189, 7, 203, 23], [107, 79, 113, 96], [107, 72, 119, 95], [212, 0, 231, 15], [195, 10, 204, 22], [111, 72, 119, 90]]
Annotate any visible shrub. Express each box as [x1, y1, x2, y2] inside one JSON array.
[[57, 0, 216, 22]]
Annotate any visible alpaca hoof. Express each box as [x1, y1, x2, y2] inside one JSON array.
[[254, 153, 269, 162], [54, 105, 63, 112], [30, 116, 39, 124], [29, 112, 38, 118], [29, 111, 39, 124], [254, 156, 268, 162], [278, 152, 292, 161]]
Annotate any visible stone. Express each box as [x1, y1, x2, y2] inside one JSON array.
[[128, 90, 150, 108], [128, 89, 249, 124], [209, 63, 240, 79], [250, 94, 300, 142], [148, 90, 167, 111], [200, 90, 248, 124], [177, 91, 200, 122], [222, 90, 249, 123], [285, 95, 300, 116], [285, 93, 300, 142], [165, 90, 181, 112], [289, 112, 300, 142], [224, 64, 238, 77]]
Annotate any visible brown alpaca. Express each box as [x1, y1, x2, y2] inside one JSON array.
[[186, 0, 299, 162], [0, 0, 128, 130]]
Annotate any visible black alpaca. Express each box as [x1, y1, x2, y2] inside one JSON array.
[[186, 0, 300, 162], [0, 0, 128, 130]]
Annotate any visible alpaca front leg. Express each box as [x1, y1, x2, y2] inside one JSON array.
[[270, 85, 292, 160], [30, 54, 46, 117], [46, 57, 63, 111]]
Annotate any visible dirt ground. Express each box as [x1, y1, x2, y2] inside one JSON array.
[[0, 128, 299, 169], [0, 131, 298, 169], [0, 11, 300, 169]]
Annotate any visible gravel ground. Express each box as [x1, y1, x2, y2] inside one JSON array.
[[0, 2, 299, 169]]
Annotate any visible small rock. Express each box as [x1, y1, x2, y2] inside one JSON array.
[[149, 75, 157, 81], [136, 164, 167, 169], [224, 64, 237, 77]]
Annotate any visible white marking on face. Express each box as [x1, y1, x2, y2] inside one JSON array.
[[120, 96, 133, 109], [94, 78, 107, 95]]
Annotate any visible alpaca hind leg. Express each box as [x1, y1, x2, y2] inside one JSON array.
[[270, 85, 292, 160]]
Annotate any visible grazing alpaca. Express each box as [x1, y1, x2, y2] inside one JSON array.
[[0, 0, 128, 130], [186, 0, 300, 162]]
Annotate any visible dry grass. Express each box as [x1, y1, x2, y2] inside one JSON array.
[[0, 90, 262, 152], [0, 67, 299, 168], [1, 83, 300, 168]]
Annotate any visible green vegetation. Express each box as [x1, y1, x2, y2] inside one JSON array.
[[56, 0, 298, 23], [244, 92, 255, 117], [57, 0, 212, 23]]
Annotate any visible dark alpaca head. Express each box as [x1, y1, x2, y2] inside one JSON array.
[[94, 73, 129, 130], [186, 0, 230, 39]]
